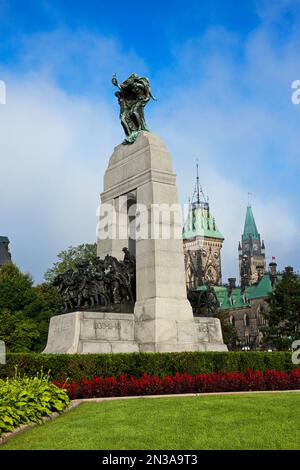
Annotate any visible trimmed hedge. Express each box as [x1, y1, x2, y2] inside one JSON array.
[[1, 352, 295, 382]]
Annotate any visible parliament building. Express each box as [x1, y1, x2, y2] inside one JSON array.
[[183, 170, 280, 349]]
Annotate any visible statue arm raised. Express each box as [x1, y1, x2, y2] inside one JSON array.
[[149, 90, 157, 101], [112, 73, 121, 90]]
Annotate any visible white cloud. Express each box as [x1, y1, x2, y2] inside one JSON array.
[[7, 28, 149, 95], [0, 30, 149, 282], [0, 75, 119, 281]]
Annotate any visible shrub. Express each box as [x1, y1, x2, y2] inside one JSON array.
[[0, 371, 70, 437], [1, 352, 295, 383], [54, 369, 300, 399]]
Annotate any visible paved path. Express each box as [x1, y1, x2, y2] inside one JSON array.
[[72, 389, 300, 404]]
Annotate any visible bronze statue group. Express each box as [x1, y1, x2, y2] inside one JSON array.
[[53, 248, 136, 313]]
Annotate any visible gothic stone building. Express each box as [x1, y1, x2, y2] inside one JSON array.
[[214, 263, 279, 349], [183, 166, 224, 288], [0, 236, 11, 267], [238, 205, 266, 287], [183, 181, 278, 349]]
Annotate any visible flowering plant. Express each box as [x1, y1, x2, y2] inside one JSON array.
[[53, 368, 300, 399]]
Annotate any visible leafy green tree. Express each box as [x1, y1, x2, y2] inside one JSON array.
[[263, 267, 300, 350], [31, 283, 63, 349], [44, 243, 97, 282], [0, 264, 63, 352], [0, 309, 40, 352], [0, 263, 36, 311]]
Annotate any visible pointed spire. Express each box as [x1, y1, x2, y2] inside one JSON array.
[[191, 160, 207, 207], [183, 163, 224, 241], [242, 206, 259, 241], [196, 160, 200, 204]]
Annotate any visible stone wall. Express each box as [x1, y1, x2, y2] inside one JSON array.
[[224, 298, 269, 348]]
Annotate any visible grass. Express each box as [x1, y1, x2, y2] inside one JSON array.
[[1, 392, 300, 450]]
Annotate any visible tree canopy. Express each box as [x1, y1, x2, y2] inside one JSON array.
[[0, 263, 62, 352], [44, 243, 97, 282], [263, 267, 300, 350], [0, 244, 98, 352]]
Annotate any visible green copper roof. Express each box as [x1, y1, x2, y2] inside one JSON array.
[[183, 205, 224, 240], [249, 274, 280, 299], [195, 274, 277, 310], [242, 206, 260, 241], [219, 287, 251, 310]]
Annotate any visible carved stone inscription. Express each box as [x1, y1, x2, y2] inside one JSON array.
[[94, 320, 121, 340], [194, 319, 221, 343]]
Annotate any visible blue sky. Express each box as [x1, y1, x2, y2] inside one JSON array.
[[0, 0, 300, 283], [0, 1, 259, 69]]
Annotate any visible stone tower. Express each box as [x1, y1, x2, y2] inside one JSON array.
[[239, 206, 266, 286], [0, 236, 11, 267], [98, 132, 201, 352], [183, 165, 224, 289]]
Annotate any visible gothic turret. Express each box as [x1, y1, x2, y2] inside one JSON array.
[[183, 163, 224, 289], [239, 206, 266, 285]]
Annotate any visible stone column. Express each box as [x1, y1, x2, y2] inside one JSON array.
[[98, 132, 198, 352]]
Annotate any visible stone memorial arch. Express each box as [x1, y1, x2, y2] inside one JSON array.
[[97, 131, 203, 352], [43, 73, 227, 354]]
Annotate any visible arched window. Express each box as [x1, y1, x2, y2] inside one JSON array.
[[244, 314, 250, 327], [127, 196, 137, 258], [256, 305, 267, 326], [230, 315, 235, 327]]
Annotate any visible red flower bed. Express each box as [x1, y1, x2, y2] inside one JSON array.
[[53, 369, 300, 399]]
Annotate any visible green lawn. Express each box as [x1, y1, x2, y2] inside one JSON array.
[[1, 392, 300, 450]]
